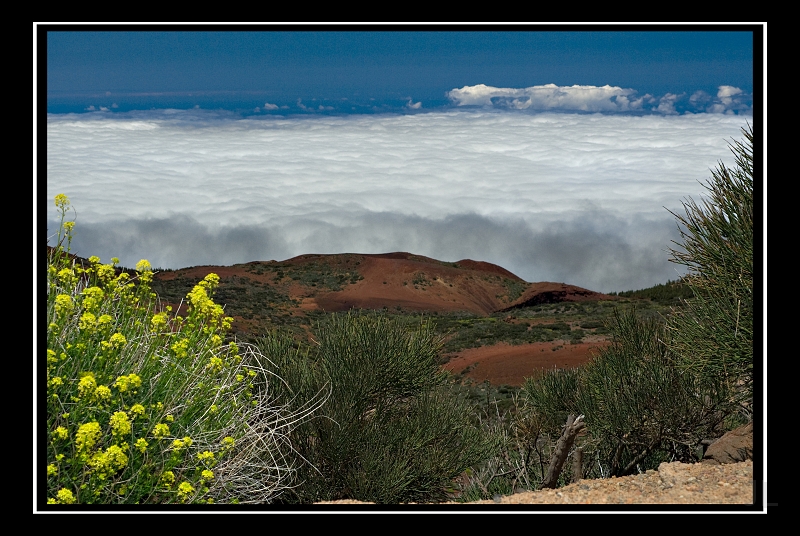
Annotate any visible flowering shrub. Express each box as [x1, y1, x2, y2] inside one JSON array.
[[45, 195, 323, 505]]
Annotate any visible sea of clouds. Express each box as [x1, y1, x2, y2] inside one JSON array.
[[45, 94, 752, 293]]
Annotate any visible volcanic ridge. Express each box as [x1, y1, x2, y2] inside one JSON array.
[[151, 251, 616, 321]]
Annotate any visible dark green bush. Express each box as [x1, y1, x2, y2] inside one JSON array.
[[521, 308, 729, 479], [573, 308, 727, 476], [666, 123, 754, 413], [255, 312, 499, 504]]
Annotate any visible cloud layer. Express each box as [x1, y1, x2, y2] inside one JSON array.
[[45, 108, 750, 293], [446, 84, 752, 115]]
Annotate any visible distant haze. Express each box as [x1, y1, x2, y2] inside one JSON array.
[[46, 106, 750, 294]]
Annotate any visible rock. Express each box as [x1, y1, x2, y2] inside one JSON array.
[[701, 422, 753, 465]]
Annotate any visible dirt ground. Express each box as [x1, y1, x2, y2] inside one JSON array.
[[315, 460, 757, 507], [441, 339, 611, 387]]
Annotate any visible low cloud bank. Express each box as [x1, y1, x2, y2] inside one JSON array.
[[447, 84, 752, 115], [51, 209, 685, 294], [46, 109, 750, 293]]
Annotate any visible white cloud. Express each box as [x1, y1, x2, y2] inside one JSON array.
[[46, 110, 749, 293], [406, 99, 422, 110], [689, 90, 711, 105], [707, 86, 750, 114], [448, 84, 753, 116], [718, 85, 743, 99], [447, 83, 644, 113], [655, 93, 683, 115], [263, 102, 279, 110]]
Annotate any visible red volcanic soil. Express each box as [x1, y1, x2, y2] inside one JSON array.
[[153, 252, 617, 318], [442, 339, 611, 387], [313, 254, 511, 315], [150, 252, 619, 386], [283, 252, 616, 316]]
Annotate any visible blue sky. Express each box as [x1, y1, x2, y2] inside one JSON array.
[[40, 25, 761, 293], [46, 28, 755, 114]]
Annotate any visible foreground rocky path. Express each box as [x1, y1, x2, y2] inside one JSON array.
[[316, 460, 756, 506]]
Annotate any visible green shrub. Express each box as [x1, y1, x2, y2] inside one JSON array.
[[522, 367, 582, 436], [255, 312, 499, 504], [666, 123, 754, 412], [520, 308, 728, 480], [570, 308, 726, 477], [45, 195, 320, 505]]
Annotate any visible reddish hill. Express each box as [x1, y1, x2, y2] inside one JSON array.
[[153, 252, 617, 319]]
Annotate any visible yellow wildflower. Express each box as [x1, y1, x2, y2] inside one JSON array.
[[57, 268, 76, 285], [160, 470, 176, 488], [177, 481, 195, 502], [89, 444, 128, 477], [152, 423, 170, 439], [150, 312, 168, 331], [77, 373, 97, 399], [54, 194, 70, 209], [109, 332, 127, 347], [75, 422, 102, 454], [197, 451, 215, 464], [172, 436, 193, 451], [206, 356, 223, 373], [54, 294, 73, 314], [113, 373, 141, 393], [93, 385, 112, 403], [97, 314, 113, 328], [78, 312, 97, 332], [96, 263, 116, 283], [171, 338, 190, 359], [109, 411, 131, 439], [81, 286, 104, 312], [55, 487, 76, 504]]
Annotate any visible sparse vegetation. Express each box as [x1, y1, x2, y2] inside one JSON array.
[[608, 278, 694, 305], [244, 258, 363, 291], [44, 122, 754, 505]]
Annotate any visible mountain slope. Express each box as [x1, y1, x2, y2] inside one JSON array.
[[147, 252, 618, 343]]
